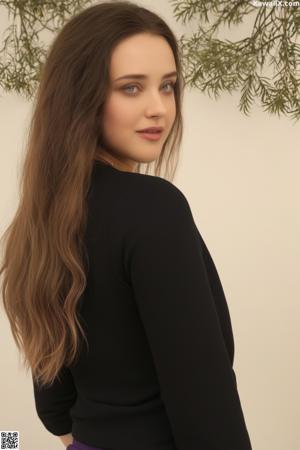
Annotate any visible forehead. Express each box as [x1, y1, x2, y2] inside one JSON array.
[[109, 33, 176, 78]]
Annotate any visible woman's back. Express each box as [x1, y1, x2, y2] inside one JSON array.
[[32, 160, 252, 450]]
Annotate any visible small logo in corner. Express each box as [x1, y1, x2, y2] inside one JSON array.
[[1, 431, 19, 449]]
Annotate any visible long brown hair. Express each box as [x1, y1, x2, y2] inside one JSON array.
[[0, 0, 184, 388]]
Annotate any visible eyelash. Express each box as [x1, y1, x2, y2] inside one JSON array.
[[121, 81, 177, 95]]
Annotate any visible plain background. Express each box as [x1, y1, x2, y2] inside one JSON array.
[[1, 1, 299, 449]]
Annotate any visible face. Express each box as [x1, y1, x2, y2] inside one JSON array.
[[97, 33, 177, 172]]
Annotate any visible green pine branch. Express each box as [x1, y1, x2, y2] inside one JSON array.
[[1, 0, 300, 121], [0, 0, 92, 100], [170, 0, 300, 121]]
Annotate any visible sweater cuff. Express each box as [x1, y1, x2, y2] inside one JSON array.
[[37, 414, 73, 436]]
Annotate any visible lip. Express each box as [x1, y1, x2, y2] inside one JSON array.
[[136, 130, 163, 141], [137, 127, 164, 133]]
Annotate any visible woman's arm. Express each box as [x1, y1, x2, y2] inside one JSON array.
[[124, 179, 253, 449], [32, 365, 77, 439], [58, 432, 73, 447]]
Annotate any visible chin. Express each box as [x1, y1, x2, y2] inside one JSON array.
[[135, 150, 163, 164], [136, 157, 159, 165]]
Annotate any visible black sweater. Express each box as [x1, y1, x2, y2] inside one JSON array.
[[32, 160, 252, 450]]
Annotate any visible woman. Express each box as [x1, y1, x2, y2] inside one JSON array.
[[0, 1, 252, 450]]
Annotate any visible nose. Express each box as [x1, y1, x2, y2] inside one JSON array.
[[144, 90, 168, 117]]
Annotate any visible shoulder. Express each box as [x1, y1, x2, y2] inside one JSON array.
[[92, 161, 188, 207], [123, 172, 190, 213], [91, 163, 195, 229], [117, 172, 195, 232]]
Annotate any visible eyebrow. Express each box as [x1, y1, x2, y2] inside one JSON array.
[[114, 71, 178, 82]]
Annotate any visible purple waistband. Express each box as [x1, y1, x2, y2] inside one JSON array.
[[70, 439, 108, 450]]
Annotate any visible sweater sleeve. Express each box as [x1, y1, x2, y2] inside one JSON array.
[[32, 365, 77, 435], [124, 178, 252, 450]]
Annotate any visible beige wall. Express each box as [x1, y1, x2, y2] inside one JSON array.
[[1, 2, 299, 449]]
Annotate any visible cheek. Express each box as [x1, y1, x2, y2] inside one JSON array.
[[102, 93, 177, 133], [169, 99, 176, 125], [172, 99, 176, 116], [103, 96, 137, 130]]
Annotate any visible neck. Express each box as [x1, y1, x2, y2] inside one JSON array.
[[94, 149, 137, 173]]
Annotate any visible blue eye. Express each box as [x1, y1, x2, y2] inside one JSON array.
[[122, 81, 176, 95], [163, 81, 176, 92], [123, 85, 137, 94]]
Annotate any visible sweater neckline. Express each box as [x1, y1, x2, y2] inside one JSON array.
[[94, 159, 138, 175]]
